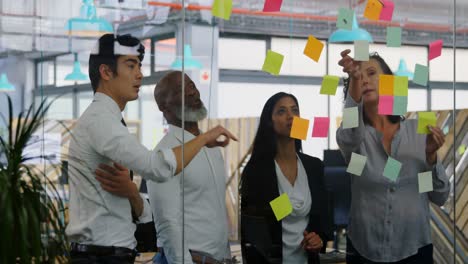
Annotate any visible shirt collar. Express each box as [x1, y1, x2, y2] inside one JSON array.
[[93, 92, 123, 118], [169, 124, 198, 143]]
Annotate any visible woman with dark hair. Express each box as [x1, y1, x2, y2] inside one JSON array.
[[336, 49, 449, 263], [240, 92, 331, 264]]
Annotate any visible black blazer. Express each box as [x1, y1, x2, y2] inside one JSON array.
[[240, 152, 332, 264]]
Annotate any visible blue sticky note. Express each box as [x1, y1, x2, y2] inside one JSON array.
[[383, 157, 402, 182], [413, 64, 429, 86], [393, 96, 408, 116], [386, 27, 402, 47], [346, 153, 367, 176], [418, 171, 433, 193], [337, 8, 354, 31]]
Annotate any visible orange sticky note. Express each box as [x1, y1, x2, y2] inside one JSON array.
[[290, 116, 309, 140], [303, 35, 324, 62], [379, 74, 394, 95], [364, 0, 383, 21], [270, 193, 293, 221]]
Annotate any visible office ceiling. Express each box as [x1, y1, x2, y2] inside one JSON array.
[[0, 0, 467, 58]]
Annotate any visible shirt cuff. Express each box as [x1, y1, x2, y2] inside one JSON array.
[[160, 148, 177, 176], [136, 193, 153, 223], [344, 94, 362, 108]]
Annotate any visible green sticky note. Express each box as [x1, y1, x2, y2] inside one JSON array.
[[394, 76, 408, 96], [443, 126, 449, 135], [354, 40, 369, 61], [337, 8, 354, 31], [320, 75, 340, 95], [418, 171, 433, 193], [383, 157, 402, 182], [393, 96, 407, 116], [343, 106, 359, 129], [458, 144, 466, 155], [413, 64, 429, 86], [269, 193, 293, 221], [386, 27, 402, 47], [417, 112, 437, 134], [212, 0, 233, 20], [262, 50, 284, 75], [346, 152, 367, 176]]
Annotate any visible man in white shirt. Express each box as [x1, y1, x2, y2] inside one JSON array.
[[66, 34, 236, 264], [147, 71, 232, 264]]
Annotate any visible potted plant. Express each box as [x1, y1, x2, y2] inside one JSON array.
[[0, 95, 69, 263]]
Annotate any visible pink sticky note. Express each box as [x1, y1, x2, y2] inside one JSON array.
[[312, 117, 330, 138], [379, 0, 394, 21], [263, 0, 283, 12], [378, 96, 394, 115], [429, 39, 443, 61]]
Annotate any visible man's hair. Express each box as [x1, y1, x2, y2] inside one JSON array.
[[89, 34, 145, 93], [154, 71, 182, 108]]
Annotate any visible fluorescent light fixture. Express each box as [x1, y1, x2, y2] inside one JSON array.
[[170, 44, 203, 70], [0, 73, 15, 92], [65, 53, 88, 81], [394, 59, 414, 80], [329, 15, 373, 43]]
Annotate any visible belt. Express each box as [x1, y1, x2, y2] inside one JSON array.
[[70, 242, 137, 257]]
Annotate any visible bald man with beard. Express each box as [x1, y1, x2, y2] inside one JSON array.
[[148, 71, 232, 264]]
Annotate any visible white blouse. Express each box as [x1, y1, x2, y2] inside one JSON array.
[[275, 156, 311, 264]]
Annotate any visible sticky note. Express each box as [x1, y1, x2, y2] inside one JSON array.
[[386, 27, 402, 47], [320, 75, 340, 95], [343, 106, 359, 129], [380, 0, 395, 21], [263, 0, 283, 12], [417, 112, 437, 134], [262, 50, 284, 75], [383, 157, 402, 182], [393, 96, 407, 116], [337, 8, 354, 31], [443, 126, 449, 135], [270, 193, 293, 221], [290, 116, 309, 140], [378, 96, 394, 115], [394, 76, 408, 96], [346, 152, 367, 176], [458, 144, 466, 155], [212, 0, 232, 20], [379, 74, 394, 95], [364, 0, 383, 21], [413, 64, 429, 86], [429, 39, 443, 61], [418, 171, 433, 193], [354, 40, 369, 61], [304, 35, 324, 62], [312, 117, 330, 138]]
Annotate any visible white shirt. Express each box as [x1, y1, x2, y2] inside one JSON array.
[[147, 125, 231, 264], [275, 156, 311, 264], [66, 92, 177, 249]]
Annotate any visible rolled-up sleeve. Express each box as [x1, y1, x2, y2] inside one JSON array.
[[428, 159, 450, 206], [87, 116, 176, 182]]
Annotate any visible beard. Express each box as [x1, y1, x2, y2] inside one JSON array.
[[172, 103, 208, 122]]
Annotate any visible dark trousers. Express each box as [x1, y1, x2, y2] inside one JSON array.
[[346, 237, 433, 264]]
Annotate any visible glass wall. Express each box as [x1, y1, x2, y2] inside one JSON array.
[[0, 1, 466, 263]]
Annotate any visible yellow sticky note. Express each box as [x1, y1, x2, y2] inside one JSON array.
[[262, 50, 284, 75], [320, 75, 340, 95], [290, 116, 309, 140], [212, 0, 232, 20], [379, 74, 394, 95], [364, 0, 383, 21], [303, 35, 324, 62], [458, 144, 466, 156], [269, 193, 293, 221], [417, 112, 437, 134]]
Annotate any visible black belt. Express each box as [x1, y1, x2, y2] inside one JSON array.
[[70, 242, 137, 257]]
